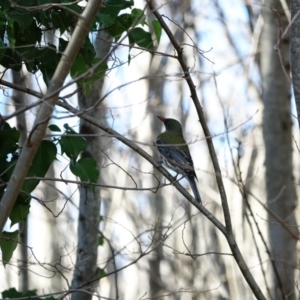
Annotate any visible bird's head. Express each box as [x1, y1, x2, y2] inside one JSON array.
[[157, 116, 183, 133]]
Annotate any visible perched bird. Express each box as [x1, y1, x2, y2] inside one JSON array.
[[156, 116, 201, 203]]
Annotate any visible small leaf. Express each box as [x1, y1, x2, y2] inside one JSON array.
[[131, 9, 146, 26], [152, 20, 162, 44], [48, 124, 61, 132], [60, 133, 86, 161], [70, 158, 99, 183], [129, 27, 154, 51], [36, 46, 61, 86], [0, 122, 20, 162], [0, 48, 22, 71], [107, 17, 128, 41], [9, 200, 31, 227], [0, 230, 19, 266], [98, 236, 104, 246], [6, 19, 15, 48], [59, 38, 68, 53], [98, 0, 134, 26], [23, 140, 57, 193], [2, 288, 22, 298], [0, 38, 5, 61], [98, 267, 106, 277], [70, 55, 89, 78], [1, 287, 56, 299], [8, 13, 33, 31]]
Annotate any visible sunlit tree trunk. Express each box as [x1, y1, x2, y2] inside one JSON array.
[[260, 1, 298, 298]]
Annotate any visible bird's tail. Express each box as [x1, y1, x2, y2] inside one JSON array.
[[187, 176, 202, 203]]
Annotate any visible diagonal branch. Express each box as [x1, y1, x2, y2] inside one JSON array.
[[146, 1, 266, 299], [57, 99, 227, 235]]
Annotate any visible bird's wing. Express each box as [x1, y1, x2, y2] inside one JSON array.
[[156, 139, 197, 178]]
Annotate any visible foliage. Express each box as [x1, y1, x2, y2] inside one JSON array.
[[0, 230, 19, 266], [0, 122, 99, 264], [0, 0, 161, 88], [1, 287, 55, 299], [58, 123, 100, 186], [0, 0, 161, 255], [0, 0, 162, 295]]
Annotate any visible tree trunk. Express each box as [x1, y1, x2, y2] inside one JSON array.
[[11, 70, 29, 292], [260, 1, 298, 298], [70, 29, 112, 300]]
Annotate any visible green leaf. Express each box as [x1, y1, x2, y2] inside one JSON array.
[[0, 48, 22, 71], [98, 236, 104, 246], [107, 17, 128, 41], [0, 15, 6, 39], [82, 61, 108, 95], [70, 158, 99, 183], [7, 13, 33, 31], [129, 27, 154, 51], [48, 124, 61, 132], [2, 288, 21, 298], [71, 54, 107, 95], [96, 13, 117, 27], [97, 267, 106, 278], [59, 38, 68, 53], [0, 230, 19, 266], [9, 200, 30, 227], [1, 287, 56, 299], [0, 38, 5, 61], [22, 140, 57, 194], [6, 18, 15, 48], [60, 130, 86, 161], [0, 122, 20, 162], [80, 36, 96, 65], [152, 20, 162, 44], [97, 0, 134, 27], [36, 46, 61, 86], [14, 20, 42, 46], [70, 55, 89, 78], [131, 8, 146, 26]]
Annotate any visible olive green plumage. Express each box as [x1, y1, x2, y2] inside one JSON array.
[[156, 116, 201, 203]]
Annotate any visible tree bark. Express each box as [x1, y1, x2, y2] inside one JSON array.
[[260, 1, 298, 298], [11, 70, 29, 292], [70, 29, 112, 300]]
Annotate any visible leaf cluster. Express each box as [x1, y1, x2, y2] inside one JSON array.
[[0, 122, 99, 265], [0, 0, 162, 88], [2, 287, 55, 299]]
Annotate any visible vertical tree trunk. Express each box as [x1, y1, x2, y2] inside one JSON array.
[[11, 70, 29, 292], [260, 1, 298, 298], [70, 30, 112, 300]]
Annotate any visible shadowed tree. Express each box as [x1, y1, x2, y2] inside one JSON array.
[[260, 0, 298, 298]]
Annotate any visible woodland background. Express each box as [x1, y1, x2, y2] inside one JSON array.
[[0, 0, 299, 299]]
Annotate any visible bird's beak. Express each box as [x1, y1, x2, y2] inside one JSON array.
[[157, 116, 165, 123]]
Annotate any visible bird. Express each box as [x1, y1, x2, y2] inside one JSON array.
[[156, 116, 201, 203]]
